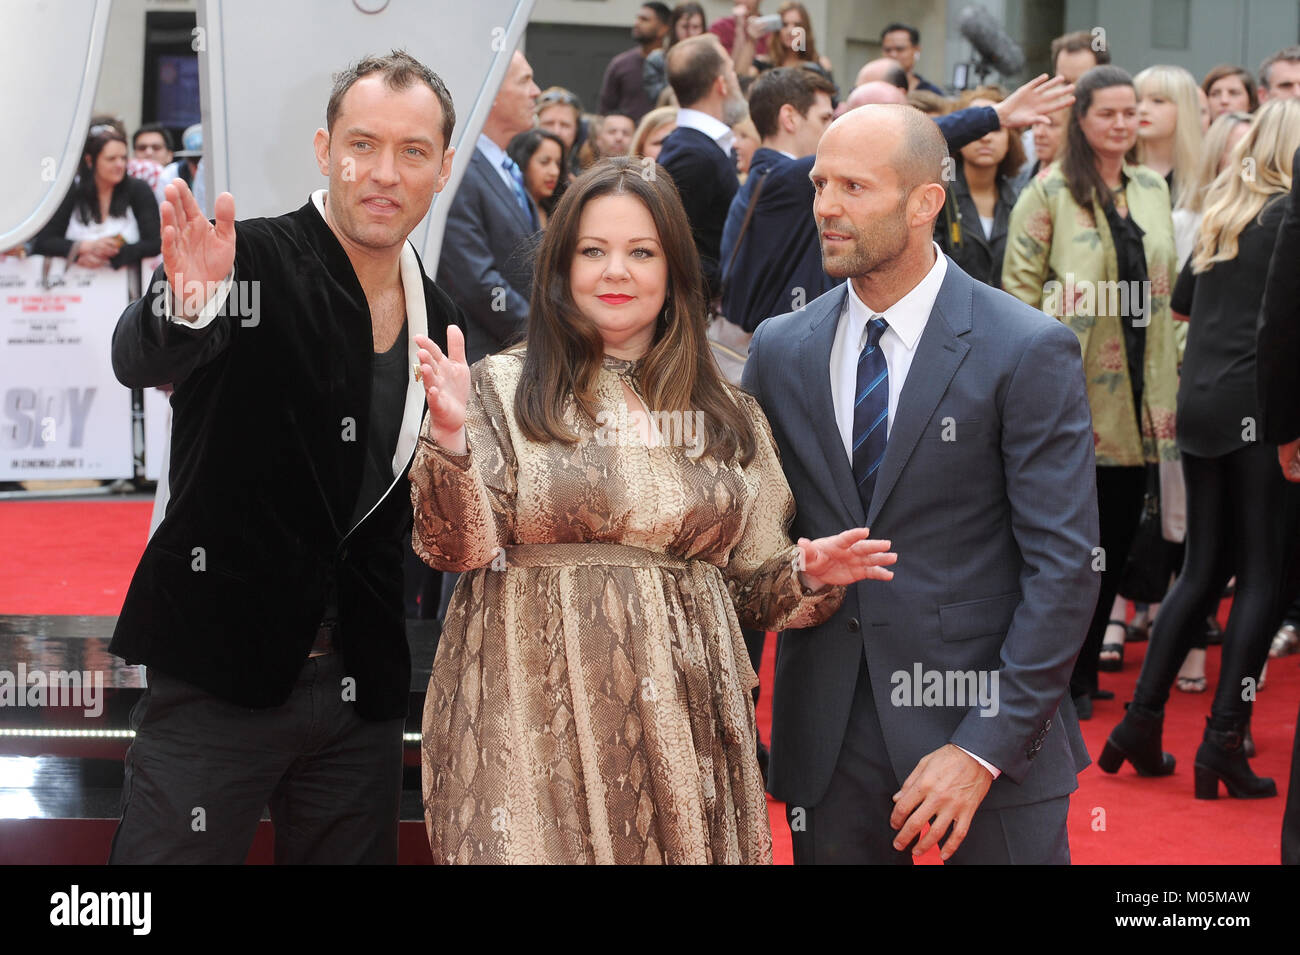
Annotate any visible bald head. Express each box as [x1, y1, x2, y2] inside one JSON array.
[[811, 104, 948, 290], [845, 81, 909, 110], [855, 58, 909, 91], [827, 104, 947, 189]]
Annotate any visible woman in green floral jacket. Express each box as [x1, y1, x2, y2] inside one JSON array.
[[1003, 65, 1179, 720]]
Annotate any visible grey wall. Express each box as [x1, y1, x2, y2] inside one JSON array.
[[1065, 0, 1300, 82]]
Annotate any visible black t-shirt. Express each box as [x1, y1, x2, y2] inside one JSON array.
[[350, 320, 409, 527], [322, 321, 408, 627]]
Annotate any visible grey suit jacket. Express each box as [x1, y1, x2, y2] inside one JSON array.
[[436, 147, 538, 365], [743, 258, 1099, 812]]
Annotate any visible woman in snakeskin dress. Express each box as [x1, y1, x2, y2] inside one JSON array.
[[410, 159, 896, 864]]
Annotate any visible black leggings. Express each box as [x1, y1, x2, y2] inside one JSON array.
[[1071, 466, 1145, 698], [1132, 443, 1300, 722]]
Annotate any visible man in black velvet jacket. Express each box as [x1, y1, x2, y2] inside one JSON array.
[[106, 52, 461, 864]]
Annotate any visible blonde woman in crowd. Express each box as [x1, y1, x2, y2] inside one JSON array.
[[1100, 100, 1300, 797], [731, 115, 760, 178], [1134, 65, 1203, 205], [628, 105, 678, 161]]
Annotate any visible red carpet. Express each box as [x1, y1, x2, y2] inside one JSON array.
[[2, 499, 1294, 863], [0, 500, 152, 616]]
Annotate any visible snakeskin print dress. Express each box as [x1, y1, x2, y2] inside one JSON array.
[[410, 350, 845, 864]]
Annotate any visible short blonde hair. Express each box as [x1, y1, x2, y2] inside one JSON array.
[[629, 106, 678, 158]]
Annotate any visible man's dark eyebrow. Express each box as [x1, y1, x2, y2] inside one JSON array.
[[344, 127, 437, 148]]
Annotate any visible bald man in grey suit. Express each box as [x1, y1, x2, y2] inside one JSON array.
[[743, 105, 1098, 864]]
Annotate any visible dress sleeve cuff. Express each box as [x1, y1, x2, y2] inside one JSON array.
[[417, 433, 473, 470]]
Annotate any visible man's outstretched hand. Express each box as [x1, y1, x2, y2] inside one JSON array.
[[161, 178, 235, 320], [995, 73, 1075, 129]]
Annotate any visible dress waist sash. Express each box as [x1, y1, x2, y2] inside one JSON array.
[[505, 542, 693, 569]]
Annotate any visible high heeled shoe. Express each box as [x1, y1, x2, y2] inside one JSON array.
[[1193, 718, 1276, 799], [1098, 703, 1176, 776]]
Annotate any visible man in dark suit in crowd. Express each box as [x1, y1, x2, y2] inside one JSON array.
[[436, 48, 540, 367], [106, 52, 461, 863], [722, 71, 1075, 333], [656, 33, 748, 303], [1257, 144, 1300, 866], [434, 47, 540, 623], [744, 104, 1097, 863], [721, 67, 836, 333], [598, 2, 670, 123]]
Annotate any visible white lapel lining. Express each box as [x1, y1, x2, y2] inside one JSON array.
[[311, 189, 429, 536]]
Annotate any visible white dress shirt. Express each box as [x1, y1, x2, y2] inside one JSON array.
[[674, 107, 735, 157], [475, 133, 518, 194], [827, 244, 1002, 780], [829, 243, 947, 460]]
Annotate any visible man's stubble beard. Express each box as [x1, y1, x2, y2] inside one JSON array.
[[820, 204, 910, 280]]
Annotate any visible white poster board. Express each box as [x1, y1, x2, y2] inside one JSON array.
[[0, 255, 134, 480]]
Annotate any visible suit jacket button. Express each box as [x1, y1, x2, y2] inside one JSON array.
[[847, 618, 861, 633]]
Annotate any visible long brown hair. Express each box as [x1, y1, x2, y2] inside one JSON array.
[[767, 2, 821, 66], [1060, 65, 1135, 211], [514, 158, 758, 466]]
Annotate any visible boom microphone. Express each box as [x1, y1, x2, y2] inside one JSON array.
[[958, 5, 1025, 79]]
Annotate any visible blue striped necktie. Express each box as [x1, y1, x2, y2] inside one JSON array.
[[852, 316, 890, 515], [501, 156, 538, 229]]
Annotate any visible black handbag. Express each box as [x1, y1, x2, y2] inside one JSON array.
[[1118, 463, 1178, 603]]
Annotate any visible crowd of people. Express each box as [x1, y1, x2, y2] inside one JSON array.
[[15, 2, 1300, 864]]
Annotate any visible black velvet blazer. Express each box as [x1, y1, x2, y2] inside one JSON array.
[[110, 192, 460, 719]]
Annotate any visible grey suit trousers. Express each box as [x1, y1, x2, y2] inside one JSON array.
[[787, 652, 1070, 865]]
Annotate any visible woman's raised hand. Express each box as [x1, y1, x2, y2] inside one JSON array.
[[416, 325, 470, 453], [161, 178, 235, 319], [797, 527, 897, 590]]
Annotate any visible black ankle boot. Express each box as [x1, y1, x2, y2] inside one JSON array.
[[1193, 718, 1276, 799], [1098, 703, 1175, 776]]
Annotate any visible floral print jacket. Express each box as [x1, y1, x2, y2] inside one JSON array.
[[1002, 161, 1179, 467]]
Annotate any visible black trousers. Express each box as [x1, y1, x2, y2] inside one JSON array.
[[1071, 466, 1146, 699], [108, 655, 405, 864], [787, 653, 1070, 864], [1132, 445, 1300, 722]]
